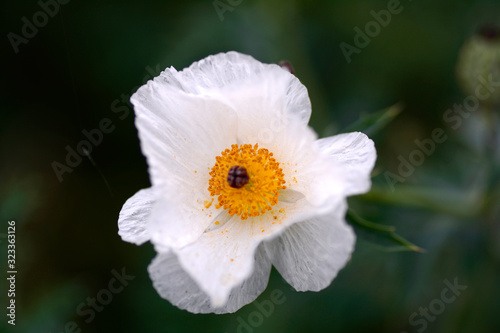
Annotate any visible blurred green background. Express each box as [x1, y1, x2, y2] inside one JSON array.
[[1, 0, 499, 332]]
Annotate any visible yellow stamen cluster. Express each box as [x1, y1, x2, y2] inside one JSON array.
[[208, 144, 286, 220]]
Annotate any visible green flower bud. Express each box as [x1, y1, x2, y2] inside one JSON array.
[[456, 24, 500, 105]]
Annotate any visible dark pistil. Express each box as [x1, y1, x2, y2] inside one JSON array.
[[227, 166, 250, 188]]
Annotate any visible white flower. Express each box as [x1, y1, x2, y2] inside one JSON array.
[[118, 51, 376, 314]]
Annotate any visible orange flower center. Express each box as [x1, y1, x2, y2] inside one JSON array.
[[208, 144, 286, 220]]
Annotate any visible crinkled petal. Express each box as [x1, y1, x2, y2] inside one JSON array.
[[316, 132, 376, 196], [239, 115, 345, 224], [171, 215, 286, 308], [165, 51, 311, 126], [117, 188, 155, 245], [131, 80, 238, 249], [148, 246, 271, 314], [147, 192, 213, 251], [132, 84, 237, 189], [264, 200, 355, 292], [215, 65, 312, 144], [267, 119, 340, 213]]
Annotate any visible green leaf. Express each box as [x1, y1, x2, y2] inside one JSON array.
[[342, 103, 403, 136], [346, 209, 424, 253], [360, 185, 480, 219]]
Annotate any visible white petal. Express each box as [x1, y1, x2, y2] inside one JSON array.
[[172, 214, 291, 308], [166, 51, 311, 126], [203, 210, 233, 233], [316, 132, 376, 196], [117, 188, 155, 245], [147, 189, 233, 251], [217, 65, 312, 143], [148, 246, 271, 314], [264, 200, 355, 292], [132, 78, 238, 250], [132, 85, 237, 189], [263, 118, 342, 216]]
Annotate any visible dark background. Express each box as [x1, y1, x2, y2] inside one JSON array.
[[1, 0, 499, 332]]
